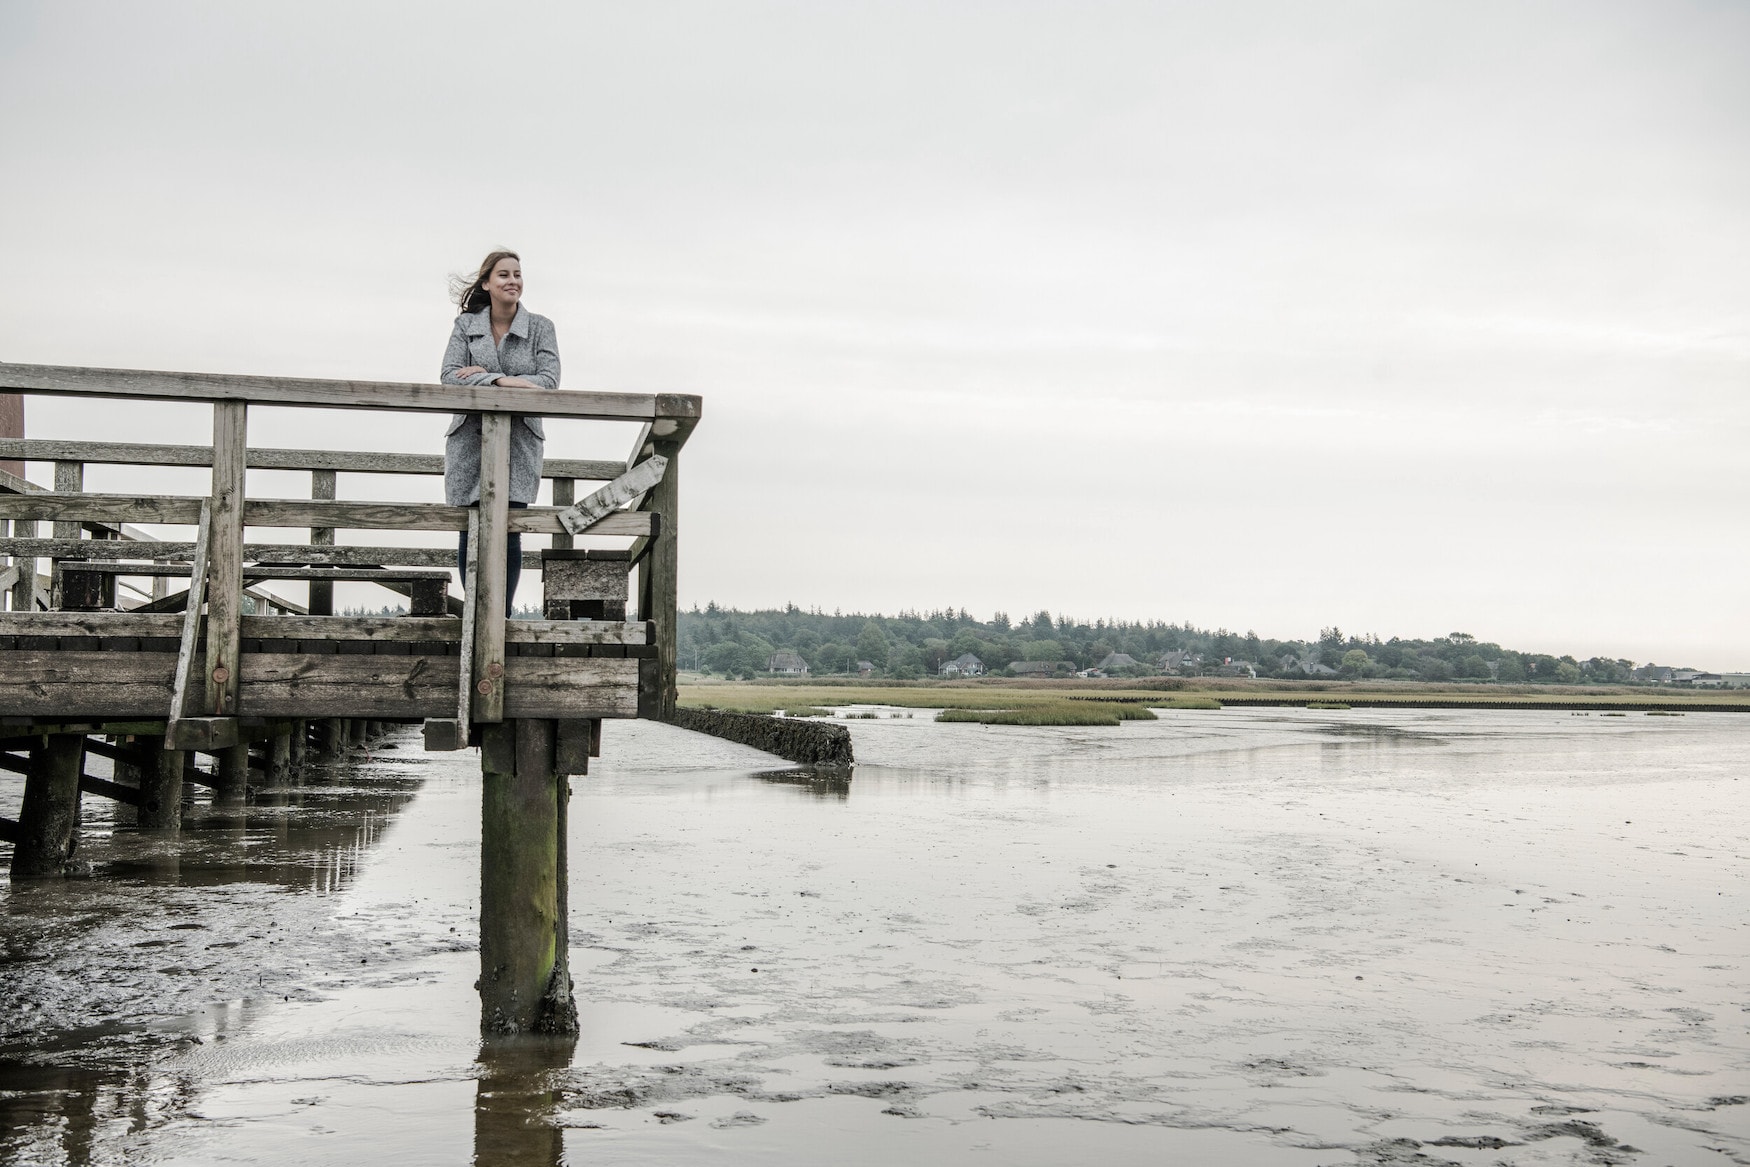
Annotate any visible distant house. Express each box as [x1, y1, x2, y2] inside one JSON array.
[[1158, 650, 1198, 673], [1215, 659, 1257, 679], [1298, 657, 1339, 677], [1097, 652, 1140, 673], [856, 659, 876, 677], [767, 650, 809, 676], [941, 653, 985, 678], [1633, 665, 1674, 684], [1686, 672, 1724, 687], [1075, 668, 1106, 679]]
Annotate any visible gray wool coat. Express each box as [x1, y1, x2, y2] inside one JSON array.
[[440, 304, 557, 506]]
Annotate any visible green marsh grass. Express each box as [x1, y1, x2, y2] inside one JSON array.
[[936, 701, 1158, 726]]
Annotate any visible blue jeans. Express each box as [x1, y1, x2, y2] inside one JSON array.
[[457, 501, 527, 617]]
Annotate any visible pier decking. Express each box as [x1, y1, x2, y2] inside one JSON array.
[[0, 362, 699, 1032]]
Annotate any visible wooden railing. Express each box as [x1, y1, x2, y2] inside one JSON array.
[[0, 363, 700, 746]]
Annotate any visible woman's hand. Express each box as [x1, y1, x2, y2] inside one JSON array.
[[454, 365, 487, 379], [493, 376, 539, 388]]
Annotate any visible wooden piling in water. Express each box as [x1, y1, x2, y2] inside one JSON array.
[[215, 742, 249, 801], [137, 738, 184, 829], [11, 734, 85, 878], [266, 726, 293, 787], [478, 719, 576, 1035]]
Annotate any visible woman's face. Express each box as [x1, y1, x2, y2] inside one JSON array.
[[483, 258, 522, 310]]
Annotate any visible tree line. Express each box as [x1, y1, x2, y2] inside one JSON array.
[[678, 604, 1674, 685]]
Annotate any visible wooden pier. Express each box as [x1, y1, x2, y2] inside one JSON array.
[[0, 362, 699, 1034]]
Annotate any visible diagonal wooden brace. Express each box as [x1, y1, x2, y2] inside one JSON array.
[[555, 455, 667, 536]]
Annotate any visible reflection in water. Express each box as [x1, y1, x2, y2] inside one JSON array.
[[0, 747, 427, 1163], [474, 1036, 577, 1167], [753, 767, 852, 800]]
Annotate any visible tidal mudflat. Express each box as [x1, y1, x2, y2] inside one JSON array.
[[1, 709, 1745, 1166]]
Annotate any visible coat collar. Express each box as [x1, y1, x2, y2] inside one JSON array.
[[462, 303, 529, 339]]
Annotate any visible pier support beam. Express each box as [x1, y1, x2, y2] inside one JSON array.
[[11, 734, 84, 879], [215, 743, 250, 802], [265, 726, 293, 787], [289, 719, 308, 775], [137, 739, 184, 829], [478, 719, 576, 1035]]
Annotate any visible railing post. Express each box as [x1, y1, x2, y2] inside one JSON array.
[[639, 442, 680, 719], [205, 402, 247, 716], [50, 461, 80, 609], [8, 516, 34, 612], [471, 413, 511, 724], [308, 469, 336, 616], [550, 477, 573, 552]]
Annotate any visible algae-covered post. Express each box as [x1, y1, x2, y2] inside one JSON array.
[[478, 719, 576, 1034]]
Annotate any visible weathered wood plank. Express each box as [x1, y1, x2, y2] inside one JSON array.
[[0, 494, 202, 524], [52, 461, 82, 542], [10, 514, 37, 612], [0, 438, 624, 482], [0, 538, 462, 567], [0, 362, 696, 422], [167, 717, 240, 751], [639, 443, 681, 719], [308, 469, 336, 616], [59, 562, 451, 583], [0, 495, 653, 536], [555, 455, 667, 536], [234, 654, 462, 717], [501, 657, 640, 719], [167, 505, 212, 727], [472, 416, 511, 723], [550, 478, 574, 551], [207, 402, 247, 715], [0, 611, 645, 644], [0, 612, 184, 636], [457, 510, 479, 727]]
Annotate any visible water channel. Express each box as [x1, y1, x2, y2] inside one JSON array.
[[1, 708, 1745, 1165]]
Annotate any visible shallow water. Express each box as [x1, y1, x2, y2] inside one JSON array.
[[1, 709, 1746, 1166]]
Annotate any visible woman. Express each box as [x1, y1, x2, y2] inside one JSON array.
[[441, 249, 558, 615]]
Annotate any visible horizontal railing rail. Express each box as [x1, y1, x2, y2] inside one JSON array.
[[0, 438, 627, 482], [0, 362, 702, 427], [0, 493, 653, 534]]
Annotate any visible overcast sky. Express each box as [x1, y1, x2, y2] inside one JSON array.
[[2, 1, 1745, 667]]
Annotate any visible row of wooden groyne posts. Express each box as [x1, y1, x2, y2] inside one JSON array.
[[0, 362, 848, 1035]]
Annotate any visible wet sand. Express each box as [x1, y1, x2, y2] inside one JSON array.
[[2, 709, 1746, 1165]]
